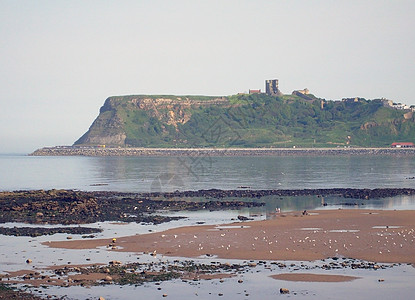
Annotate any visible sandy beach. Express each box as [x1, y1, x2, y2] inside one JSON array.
[[47, 209, 415, 264]]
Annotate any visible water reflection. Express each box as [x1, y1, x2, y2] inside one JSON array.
[[168, 194, 415, 221], [1, 155, 415, 192], [88, 156, 415, 192]]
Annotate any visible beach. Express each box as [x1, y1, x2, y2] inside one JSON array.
[[2, 189, 415, 299], [2, 192, 415, 299], [48, 209, 415, 264]]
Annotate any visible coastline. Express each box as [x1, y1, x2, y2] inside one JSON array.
[[3, 204, 415, 297], [29, 146, 415, 156], [47, 209, 415, 265]]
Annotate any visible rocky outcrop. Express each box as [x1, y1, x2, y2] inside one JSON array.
[[74, 95, 228, 147]]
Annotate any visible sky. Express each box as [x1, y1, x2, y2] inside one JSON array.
[[1, 0, 414, 153]]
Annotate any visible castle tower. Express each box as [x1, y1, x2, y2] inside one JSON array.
[[265, 79, 282, 96]]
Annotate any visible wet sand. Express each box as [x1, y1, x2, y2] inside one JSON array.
[[47, 209, 415, 264]]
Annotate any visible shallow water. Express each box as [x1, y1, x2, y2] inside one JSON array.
[[2, 206, 415, 300], [1, 155, 415, 192], [24, 259, 415, 300]]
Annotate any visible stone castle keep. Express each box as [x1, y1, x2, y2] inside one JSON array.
[[265, 79, 282, 96]]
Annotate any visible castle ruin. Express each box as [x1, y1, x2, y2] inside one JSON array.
[[265, 79, 282, 96]]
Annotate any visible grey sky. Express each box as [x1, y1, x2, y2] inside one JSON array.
[[1, 0, 414, 153]]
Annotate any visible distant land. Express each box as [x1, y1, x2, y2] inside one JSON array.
[[34, 80, 415, 155], [71, 79, 415, 149]]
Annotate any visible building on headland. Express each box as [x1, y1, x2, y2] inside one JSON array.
[[381, 98, 413, 111], [342, 97, 363, 103], [292, 88, 313, 100], [381, 99, 394, 107], [249, 89, 261, 94], [392, 103, 410, 110], [391, 142, 414, 148], [265, 79, 282, 96], [293, 88, 309, 95]]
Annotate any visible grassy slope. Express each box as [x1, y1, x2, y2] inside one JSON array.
[[76, 94, 415, 148]]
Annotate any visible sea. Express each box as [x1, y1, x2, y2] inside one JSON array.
[[1, 154, 415, 211], [1, 154, 415, 191], [1, 154, 415, 299]]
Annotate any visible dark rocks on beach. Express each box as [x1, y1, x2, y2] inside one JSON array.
[[3, 257, 397, 297], [142, 188, 415, 200], [0, 226, 101, 237], [0, 190, 264, 229], [237, 215, 253, 221], [0, 284, 55, 300], [1, 188, 414, 233]]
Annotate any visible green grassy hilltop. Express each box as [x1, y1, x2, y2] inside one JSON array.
[[74, 93, 415, 148]]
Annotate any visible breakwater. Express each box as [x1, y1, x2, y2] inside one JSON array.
[[30, 146, 415, 156]]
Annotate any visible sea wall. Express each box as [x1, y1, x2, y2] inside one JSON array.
[[30, 147, 415, 157]]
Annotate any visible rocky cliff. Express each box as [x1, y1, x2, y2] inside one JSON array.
[[74, 95, 228, 147], [74, 93, 415, 148]]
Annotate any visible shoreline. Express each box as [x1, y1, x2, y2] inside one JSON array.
[[29, 146, 415, 157], [2, 208, 415, 297], [46, 209, 415, 265]]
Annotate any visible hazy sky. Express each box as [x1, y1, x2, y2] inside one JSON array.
[[1, 0, 414, 153]]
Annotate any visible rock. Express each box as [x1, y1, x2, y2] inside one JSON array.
[[162, 294, 168, 297], [99, 297, 106, 300], [109, 260, 122, 265], [280, 288, 290, 294], [67, 236, 73, 240], [26, 259, 32, 264], [104, 276, 113, 282]]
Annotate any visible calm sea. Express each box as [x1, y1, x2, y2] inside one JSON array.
[[1, 154, 414, 192]]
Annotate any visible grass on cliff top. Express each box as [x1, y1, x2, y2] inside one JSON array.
[[110, 95, 223, 101]]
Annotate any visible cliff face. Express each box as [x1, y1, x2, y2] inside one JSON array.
[[74, 95, 228, 147], [74, 94, 415, 148]]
